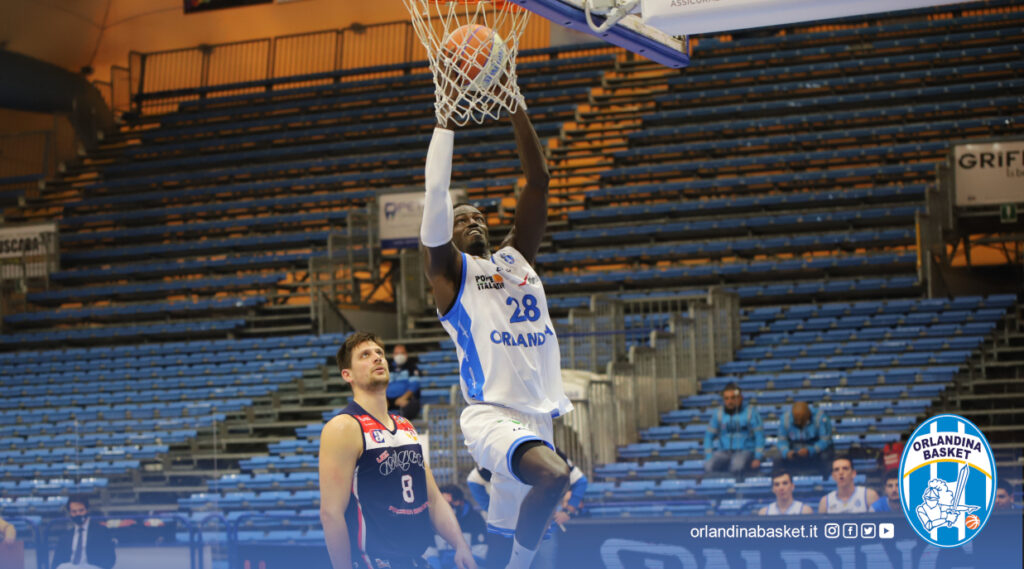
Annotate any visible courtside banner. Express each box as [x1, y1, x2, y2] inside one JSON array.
[[953, 140, 1024, 206], [641, 0, 965, 36], [557, 513, 1023, 568]]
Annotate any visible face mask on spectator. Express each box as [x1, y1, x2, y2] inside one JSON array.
[[393, 354, 408, 366]]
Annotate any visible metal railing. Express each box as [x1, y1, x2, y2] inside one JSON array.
[[553, 374, 617, 479], [128, 17, 552, 115], [424, 385, 471, 487], [563, 288, 741, 454]]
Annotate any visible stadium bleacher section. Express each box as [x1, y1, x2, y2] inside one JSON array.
[[580, 295, 1015, 517], [0, 334, 344, 524]]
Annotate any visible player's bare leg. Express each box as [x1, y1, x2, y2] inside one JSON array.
[[506, 443, 570, 569]]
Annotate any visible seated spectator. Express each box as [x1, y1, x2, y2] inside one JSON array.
[[704, 383, 764, 478], [871, 470, 901, 513], [819, 457, 878, 514], [777, 401, 834, 476], [441, 485, 487, 546], [386, 344, 422, 420], [0, 514, 15, 544], [51, 495, 116, 569], [995, 480, 1015, 510], [759, 469, 813, 515], [425, 485, 487, 569]]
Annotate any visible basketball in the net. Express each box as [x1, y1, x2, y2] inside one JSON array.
[[965, 514, 980, 530], [444, 24, 509, 91]]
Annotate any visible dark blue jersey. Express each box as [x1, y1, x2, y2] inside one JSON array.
[[341, 401, 433, 562]]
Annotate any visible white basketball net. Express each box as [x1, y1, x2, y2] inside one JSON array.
[[403, 1, 530, 126]]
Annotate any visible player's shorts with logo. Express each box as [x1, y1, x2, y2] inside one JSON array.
[[460, 403, 554, 535]]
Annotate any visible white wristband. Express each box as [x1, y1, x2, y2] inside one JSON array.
[[420, 128, 455, 247]]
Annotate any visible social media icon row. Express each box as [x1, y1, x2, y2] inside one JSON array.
[[824, 523, 895, 539]]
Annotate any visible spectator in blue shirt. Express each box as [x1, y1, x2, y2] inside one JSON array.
[[386, 344, 422, 420], [778, 401, 834, 476], [871, 470, 900, 513], [704, 383, 764, 477]]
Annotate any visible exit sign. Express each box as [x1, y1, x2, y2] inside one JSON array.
[[1000, 204, 1018, 223]]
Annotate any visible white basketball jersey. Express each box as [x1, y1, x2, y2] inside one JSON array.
[[439, 247, 573, 417], [767, 500, 806, 516], [826, 486, 869, 514]]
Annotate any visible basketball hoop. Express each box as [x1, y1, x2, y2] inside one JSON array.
[[403, 0, 531, 126]]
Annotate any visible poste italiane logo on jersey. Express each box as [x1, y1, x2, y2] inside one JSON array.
[[899, 414, 996, 548]]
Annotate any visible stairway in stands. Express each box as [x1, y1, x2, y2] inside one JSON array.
[[946, 295, 1024, 456]]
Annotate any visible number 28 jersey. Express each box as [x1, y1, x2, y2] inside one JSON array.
[[439, 246, 573, 418]]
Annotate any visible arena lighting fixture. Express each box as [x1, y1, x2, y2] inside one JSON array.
[[509, 0, 969, 68]]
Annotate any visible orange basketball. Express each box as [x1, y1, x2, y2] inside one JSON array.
[[444, 24, 508, 90], [965, 514, 980, 530]]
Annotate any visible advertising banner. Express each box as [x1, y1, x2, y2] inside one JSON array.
[[378, 189, 466, 250], [379, 191, 427, 250], [0, 223, 56, 260], [953, 140, 1024, 206], [0, 222, 58, 281]]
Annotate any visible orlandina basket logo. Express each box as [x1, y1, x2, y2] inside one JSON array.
[[899, 414, 997, 548]]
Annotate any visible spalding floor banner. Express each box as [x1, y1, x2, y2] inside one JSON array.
[[641, 0, 967, 36]]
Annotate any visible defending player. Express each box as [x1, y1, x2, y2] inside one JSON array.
[[420, 104, 573, 569], [319, 332, 476, 569]]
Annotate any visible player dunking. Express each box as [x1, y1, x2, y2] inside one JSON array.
[[420, 103, 573, 569], [319, 332, 476, 569]]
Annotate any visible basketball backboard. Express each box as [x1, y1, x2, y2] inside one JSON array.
[[512, 0, 972, 69], [507, 0, 689, 69]]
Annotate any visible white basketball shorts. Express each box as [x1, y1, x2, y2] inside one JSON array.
[[460, 404, 554, 535]]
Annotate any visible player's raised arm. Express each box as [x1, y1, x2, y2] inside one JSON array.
[[318, 415, 362, 569], [421, 124, 464, 315], [501, 107, 550, 266]]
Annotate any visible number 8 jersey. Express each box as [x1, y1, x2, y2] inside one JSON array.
[[341, 401, 434, 562], [439, 246, 573, 418]]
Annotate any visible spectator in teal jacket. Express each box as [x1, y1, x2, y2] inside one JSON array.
[[778, 401, 834, 476], [704, 382, 764, 478]]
